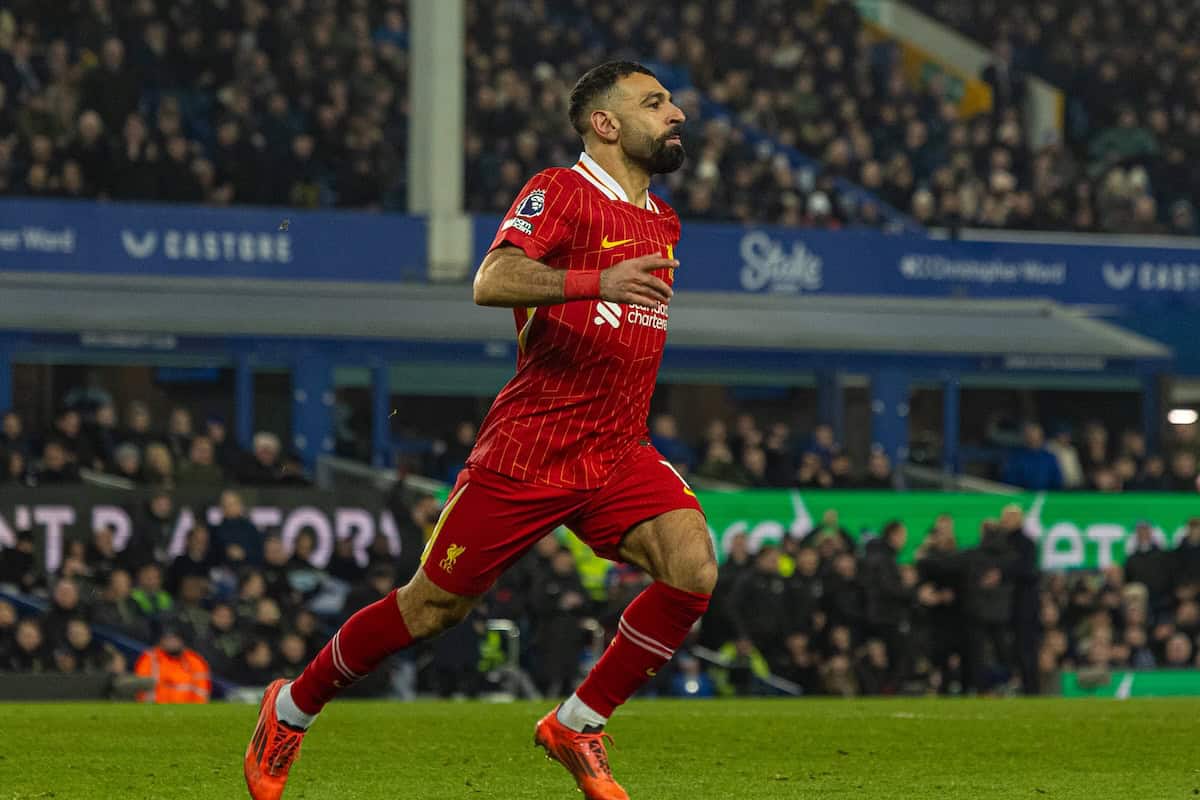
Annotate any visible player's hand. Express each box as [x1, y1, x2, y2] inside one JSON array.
[[600, 255, 677, 308]]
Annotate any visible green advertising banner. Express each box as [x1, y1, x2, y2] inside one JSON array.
[[695, 490, 1200, 569], [1061, 670, 1200, 698]]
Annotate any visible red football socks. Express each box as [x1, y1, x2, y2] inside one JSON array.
[[289, 589, 413, 715], [575, 581, 711, 717]]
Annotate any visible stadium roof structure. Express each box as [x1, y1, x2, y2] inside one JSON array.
[[0, 274, 1169, 367]]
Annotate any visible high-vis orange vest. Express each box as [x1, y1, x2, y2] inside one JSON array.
[[134, 647, 212, 704]]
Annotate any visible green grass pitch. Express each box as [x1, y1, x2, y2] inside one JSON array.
[[0, 698, 1195, 799]]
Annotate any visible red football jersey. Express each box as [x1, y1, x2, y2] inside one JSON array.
[[468, 153, 681, 489]]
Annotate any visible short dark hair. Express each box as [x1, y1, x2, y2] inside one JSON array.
[[568, 61, 656, 136]]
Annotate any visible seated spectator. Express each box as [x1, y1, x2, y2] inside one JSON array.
[[35, 440, 81, 484], [60, 618, 113, 673], [165, 407, 194, 462], [128, 491, 177, 566], [2, 449, 31, 486], [85, 525, 127, 586], [232, 638, 277, 687], [111, 443, 144, 483], [214, 490, 264, 567], [651, 414, 694, 470], [134, 619, 211, 703], [130, 562, 173, 622], [204, 416, 241, 473], [669, 653, 716, 698], [859, 448, 896, 490], [695, 441, 753, 485], [1002, 422, 1063, 490], [236, 431, 284, 485], [43, 578, 88, 648], [2, 618, 52, 673], [197, 602, 243, 677], [92, 569, 151, 642], [0, 410, 29, 456], [121, 401, 157, 451], [276, 633, 310, 681], [47, 407, 94, 468], [167, 525, 217, 595], [177, 435, 225, 486], [86, 403, 120, 470], [142, 442, 175, 489], [1167, 451, 1198, 493], [0, 527, 38, 592]]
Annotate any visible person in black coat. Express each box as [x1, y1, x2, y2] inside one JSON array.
[[862, 521, 913, 680], [530, 548, 590, 697], [1126, 522, 1174, 614], [1001, 505, 1042, 695], [961, 521, 1015, 692], [726, 545, 794, 663], [3, 618, 52, 673], [916, 515, 967, 693], [699, 532, 751, 649]]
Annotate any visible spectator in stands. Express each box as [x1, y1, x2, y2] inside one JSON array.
[[42, 578, 87, 649], [166, 525, 216, 595], [61, 618, 113, 674], [237, 431, 283, 485], [0, 410, 29, 456], [962, 521, 1015, 692], [83, 525, 125, 588], [204, 416, 240, 473], [1046, 426, 1085, 490], [35, 440, 81, 484], [142, 442, 175, 489], [92, 568, 150, 642], [1167, 451, 1198, 493], [3, 618, 52, 673], [727, 545, 794, 665], [121, 401, 156, 452], [1001, 504, 1041, 695], [859, 448, 897, 490], [232, 638, 277, 688], [197, 602, 242, 677], [130, 562, 173, 623], [111, 442, 143, 483], [48, 408, 94, 468], [1125, 522, 1174, 613], [0, 528, 38, 592], [86, 403, 119, 471], [651, 414, 693, 472], [177, 436, 224, 486], [1002, 422, 1063, 490], [862, 521, 912, 680], [133, 619, 211, 703], [213, 489, 264, 567], [531, 547, 590, 697], [130, 491, 176, 566]]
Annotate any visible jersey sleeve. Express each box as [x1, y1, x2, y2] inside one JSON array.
[[488, 170, 577, 261]]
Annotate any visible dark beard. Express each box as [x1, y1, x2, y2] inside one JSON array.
[[649, 138, 686, 173], [631, 130, 686, 174]]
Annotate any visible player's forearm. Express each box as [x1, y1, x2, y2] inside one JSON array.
[[473, 248, 570, 308]]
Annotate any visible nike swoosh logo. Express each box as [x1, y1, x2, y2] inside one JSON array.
[[601, 237, 634, 249]]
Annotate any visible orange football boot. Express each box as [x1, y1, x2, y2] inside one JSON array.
[[244, 679, 307, 800], [534, 708, 630, 800]]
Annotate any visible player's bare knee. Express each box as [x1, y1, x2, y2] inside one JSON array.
[[667, 551, 717, 595]]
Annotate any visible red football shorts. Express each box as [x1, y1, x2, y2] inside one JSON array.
[[419, 443, 705, 596]]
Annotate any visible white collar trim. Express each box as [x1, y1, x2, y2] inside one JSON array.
[[572, 151, 655, 210]]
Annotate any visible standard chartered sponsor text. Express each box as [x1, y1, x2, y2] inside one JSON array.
[[899, 254, 1066, 285]]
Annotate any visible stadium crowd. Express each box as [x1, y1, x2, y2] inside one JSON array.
[[705, 504, 1200, 697], [910, 0, 1200, 235], [3, 0, 1198, 234], [5, 483, 1200, 700], [0, 0, 409, 208]]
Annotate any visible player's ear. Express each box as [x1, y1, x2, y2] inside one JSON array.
[[590, 108, 620, 143]]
